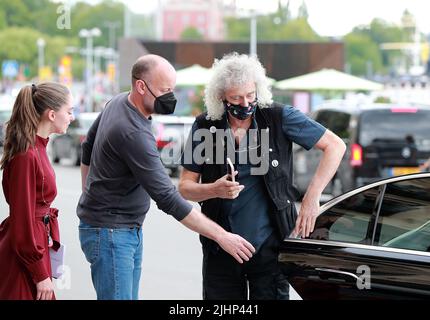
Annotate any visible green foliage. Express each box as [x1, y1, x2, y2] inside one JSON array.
[[190, 86, 205, 115], [0, 10, 7, 30], [180, 27, 203, 41], [349, 18, 410, 70], [0, 27, 77, 78], [271, 18, 321, 41], [344, 32, 383, 76], [226, 16, 322, 42], [0, 0, 125, 79], [374, 96, 391, 103], [0, 0, 30, 27], [72, 1, 124, 48], [225, 17, 250, 41]]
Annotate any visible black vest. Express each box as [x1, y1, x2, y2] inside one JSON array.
[[195, 103, 300, 249]]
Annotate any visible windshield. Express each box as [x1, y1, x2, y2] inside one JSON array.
[[359, 109, 430, 149]]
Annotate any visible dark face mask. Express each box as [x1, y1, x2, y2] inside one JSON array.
[[153, 91, 177, 115], [224, 99, 257, 120], [142, 79, 177, 114]]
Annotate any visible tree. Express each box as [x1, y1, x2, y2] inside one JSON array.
[[344, 32, 383, 76], [180, 27, 204, 41], [225, 17, 250, 41], [0, 27, 74, 78], [72, 1, 124, 48], [257, 16, 321, 41], [0, 11, 7, 30], [0, 0, 30, 27], [297, 0, 309, 20], [226, 15, 322, 42], [276, 0, 291, 24], [347, 18, 410, 74]]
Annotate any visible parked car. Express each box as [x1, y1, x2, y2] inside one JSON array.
[[294, 102, 430, 196], [280, 172, 430, 299], [49, 112, 100, 166], [151, 115, 195, 177], [0, 95, 14, 147]]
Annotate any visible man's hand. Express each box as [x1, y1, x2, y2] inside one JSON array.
[[291, 196, 320, 238], [212, 171, 245, 199], [215, 231, 256, 264]]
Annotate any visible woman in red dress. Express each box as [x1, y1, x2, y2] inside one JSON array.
[[0, 83, 74, 300]]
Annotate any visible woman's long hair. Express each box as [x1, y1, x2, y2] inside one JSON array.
[[0, 82, 70, 169]]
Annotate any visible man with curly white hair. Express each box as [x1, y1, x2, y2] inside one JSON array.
[[179, 52, 346, 300]]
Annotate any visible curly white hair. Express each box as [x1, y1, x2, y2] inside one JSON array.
[[204, 52, 273, 120]]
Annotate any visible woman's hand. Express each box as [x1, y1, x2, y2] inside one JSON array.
[[36, 277, 54, 300]]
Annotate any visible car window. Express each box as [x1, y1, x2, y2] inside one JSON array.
[[315, 110, 350, 139], [314, 111, 331, 128], [376, 177, 430, 252], [359, 109, 430, 147], [309, 187, 380, 244]]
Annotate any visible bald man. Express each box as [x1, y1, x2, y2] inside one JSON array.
[[77, 55, 255, 300]]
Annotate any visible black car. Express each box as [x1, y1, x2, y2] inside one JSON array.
[[294, 102, 430, 196], [49, 112, 100, 166], [280, 172, 430, 299]]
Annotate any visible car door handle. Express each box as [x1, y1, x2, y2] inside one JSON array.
[[315, 268, 360, 282]]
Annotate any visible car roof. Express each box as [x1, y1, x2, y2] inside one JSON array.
[[320, 172, 430, 214], [314, 101, 430, 115]]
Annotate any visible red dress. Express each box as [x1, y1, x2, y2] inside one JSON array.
[[0, 135, 60, 300]]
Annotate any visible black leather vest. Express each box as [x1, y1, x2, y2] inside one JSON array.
[[195, 103, 300, 248]]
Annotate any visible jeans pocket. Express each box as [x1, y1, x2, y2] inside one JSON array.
[[79, 227, 100, 264]]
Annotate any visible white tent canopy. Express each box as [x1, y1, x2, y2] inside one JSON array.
[[175, 64, 213, 86], [275, 68, 384, 91]]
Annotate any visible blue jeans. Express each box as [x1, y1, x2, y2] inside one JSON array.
[[79, 221, 143, 300]]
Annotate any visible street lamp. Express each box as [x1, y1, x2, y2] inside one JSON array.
[[249, 10, 257, 57], [37, 38, 46, 79], [79, 28, 101, 112]]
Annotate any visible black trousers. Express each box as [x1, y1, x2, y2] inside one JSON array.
[[202, 232, 290, 300]]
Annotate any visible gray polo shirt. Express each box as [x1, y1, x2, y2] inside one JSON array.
[[77, 92, 192, 228]]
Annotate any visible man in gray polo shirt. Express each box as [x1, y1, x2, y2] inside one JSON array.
[[77, 54, 255, 300]]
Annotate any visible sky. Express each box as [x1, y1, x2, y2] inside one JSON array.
[[78, 0, 430, 37]]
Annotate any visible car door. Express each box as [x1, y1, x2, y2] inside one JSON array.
[[280, 185, 382, 299], [370, 176, 430, 298], [280, 175, 430, 299]]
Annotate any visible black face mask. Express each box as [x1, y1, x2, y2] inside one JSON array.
[[153, 91, 177, 115], [224, 99, 257, 120], [142, 79, 177, 114]]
